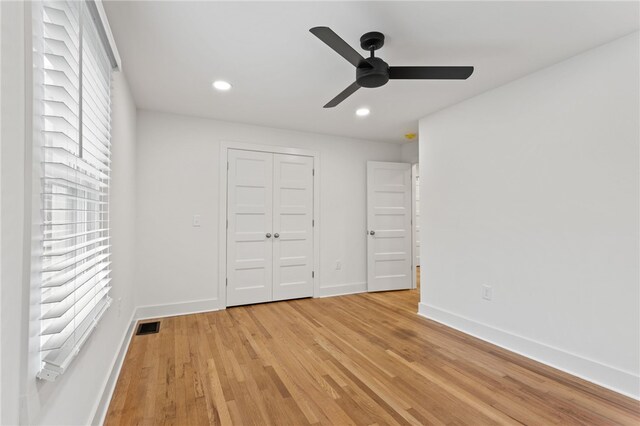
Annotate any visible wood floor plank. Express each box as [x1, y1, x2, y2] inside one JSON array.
[[106, 288, 640, 426]]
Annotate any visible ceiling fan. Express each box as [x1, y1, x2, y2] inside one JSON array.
[[309, 27, 474, 108]]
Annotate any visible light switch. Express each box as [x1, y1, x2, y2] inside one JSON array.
[[193, 214, 201, 227], [482, 285, 493, 301]]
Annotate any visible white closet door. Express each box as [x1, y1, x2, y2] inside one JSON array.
[[272, 154, 314, 301], [227, 150, 274, 307], [367, 161, 412, 292]]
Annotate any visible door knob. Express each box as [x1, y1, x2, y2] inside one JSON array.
[[266, 233, 272, 238], [369, 230, 375, 235], [274, 233, 280, 238]]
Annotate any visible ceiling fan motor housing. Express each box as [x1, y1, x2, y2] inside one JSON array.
[[357, 57, 390, 88]]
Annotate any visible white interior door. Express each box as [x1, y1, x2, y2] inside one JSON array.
[[226, 149, 274, 307], [272, 154, 314, 301], [367, 161, 413, 292], [414, 165, 421, 267]]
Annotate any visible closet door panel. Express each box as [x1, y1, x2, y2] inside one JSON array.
[[272, 154, 314, 301], [226, 150, 273, 306]]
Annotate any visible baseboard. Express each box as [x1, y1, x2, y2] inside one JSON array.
[[319, 282, 367, 298], [418, 303, 640, 400], [134, 298, 221, 320], [90, 310, 137, 426]]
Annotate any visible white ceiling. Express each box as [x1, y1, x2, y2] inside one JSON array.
[[104, 1, 639, 143]]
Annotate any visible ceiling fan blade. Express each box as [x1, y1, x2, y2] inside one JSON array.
[[324, 82, 360, 108], [389, 66, 474, 80], [310, 27, 369, 68]]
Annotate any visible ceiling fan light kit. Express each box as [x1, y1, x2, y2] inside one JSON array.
[[310, 26, 474, 108]]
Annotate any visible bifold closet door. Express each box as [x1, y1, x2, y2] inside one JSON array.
[[272, 154, 314, 301], [227, 150, 274, 307]]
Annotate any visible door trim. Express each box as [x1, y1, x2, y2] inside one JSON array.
[[218, 141, 321, 308]]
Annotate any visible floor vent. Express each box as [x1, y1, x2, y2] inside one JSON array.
[[136, 321, 160, 335]]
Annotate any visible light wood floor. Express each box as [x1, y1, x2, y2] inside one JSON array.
[[106, 287, 639, 425]]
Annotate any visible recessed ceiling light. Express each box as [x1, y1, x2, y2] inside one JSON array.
[[356, 108, 370, 117], [213, 80, 232, 91]]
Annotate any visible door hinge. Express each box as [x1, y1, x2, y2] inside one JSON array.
[[226, 219, 228, 229], [312, 271, 315, 278], [226, 278, 228, 287], [312, 168, 315, 176], [312, 219, 314, 227]]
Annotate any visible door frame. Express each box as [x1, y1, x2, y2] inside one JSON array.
[[218, 141, 321, 308]]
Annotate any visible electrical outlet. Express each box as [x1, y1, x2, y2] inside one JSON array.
[[336, 260, 342, 270], [482, 285, 493, 301], [193, 214, 201, 227]]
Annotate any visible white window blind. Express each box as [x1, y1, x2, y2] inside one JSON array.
[[35, 0, 114, 381]]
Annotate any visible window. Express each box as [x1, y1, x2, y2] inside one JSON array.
[[34, 0, 115, 381]]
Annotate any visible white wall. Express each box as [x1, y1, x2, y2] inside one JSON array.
[[401, 141, 419, 164], [0, 3, 3, 421], [0, 5, 139, 420], [135, 111, 403, 313], [418, 32, 640, 398], [1, 2, 27, 423]]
